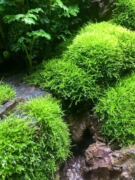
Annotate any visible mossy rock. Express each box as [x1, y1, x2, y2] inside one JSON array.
[[96, 74, 135, 147], [26, 22, 135, 106], [0, 96, 70, 179], [65, 22, 135, 83], [27, 59, 100, 106]]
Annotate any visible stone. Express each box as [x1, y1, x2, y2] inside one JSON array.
[[84, 142, 135, 180], [60, 142, 135, 180], [0, 98, 24, 118]]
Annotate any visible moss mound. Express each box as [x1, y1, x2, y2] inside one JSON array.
[[26, 22, 135, 106], [0, 96, 70, 179], [0, 83, 15, 105], [27, 59, 100, 105], [65, 22, 135, 83], [96, 74, 135, 147], [112, 0, 135, 30], [65, 31, 123, 85]]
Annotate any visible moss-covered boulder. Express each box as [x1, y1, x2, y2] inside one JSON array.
[[27, 60, 100, 106], [26, 22, 135, 106], [65, 22, 135, 84], [0, 96, 70, 179], [96, 74, 135, 147]]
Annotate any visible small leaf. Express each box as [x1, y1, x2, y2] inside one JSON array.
[[27, 30, 51, 40]]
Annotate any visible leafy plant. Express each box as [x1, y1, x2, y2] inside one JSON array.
[[3, 8, 51, 68], [0, 82, 15, 105], [96, 74, 135, 147], [0, 0, 80, 68], [112, 0, 135, 30], [0, 96, 70, 179]]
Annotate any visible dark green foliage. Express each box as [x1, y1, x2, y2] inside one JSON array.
[[0, 0, 80, 67], [0, 82, 15, 105], [96, 74, 135, 147], [0, 96, 70, 179], [112, 0, 135, 30], [0, 0, 113, 68]]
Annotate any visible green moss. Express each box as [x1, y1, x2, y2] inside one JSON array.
[[79, 23, 135, 70], [112, 0, 135, 30], [96, 74, 135, 147], [65, 31, 123, 85], [26, 22, 135, 106], [0, 83, 16, 105], [27, 59, 100, 105], [0, 96, 70, 179], [65, 22, 135, 84], [0, 116, 37, 179], [79, 21, 129, 36]]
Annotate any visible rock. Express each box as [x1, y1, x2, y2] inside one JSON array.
[[60, 156, 85, 180], [60, 142, 135, 180], [84, 142, 135, 180], [68, 112, 103, 144], [0, 75, 48, 118], [0, 98, 24, 118]]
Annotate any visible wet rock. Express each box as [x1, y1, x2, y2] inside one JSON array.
[[84, 142, 135, 180], [60, 156, 85, 180], [68, 112, 101, 143], [0, 74, 48, 118], [4, 74, 48, 100], [60, 142, 135, 180], [15, 84, 46, 100], [0, 98, 24, 118]]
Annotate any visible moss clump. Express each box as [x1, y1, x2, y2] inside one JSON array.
[[0, 96, 70, 179], [26, 22, 135, 106], [65, 22, 135, 84], [0, 83, 15, 105], [112, 0, 135, 30], [27, 59, 100, 105], [96, 74, 135, 147], [65, 32, 123, 85], [79, 23, 135, 70]]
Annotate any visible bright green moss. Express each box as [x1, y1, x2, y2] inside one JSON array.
[[27, 59, 100, 106], [0, 96, 70, 179], [0, 83, 16, 105], [96, 74, 135, 147], [79, 21, 129, 36], [79, 23, 135, 70], [65, 32, 124, 85], [26, 22, 135, 107], [112, 0, 135, 30], [21, 96, 70, 158], [64, 22, 135, 85], [0, 116, 37, 179]]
